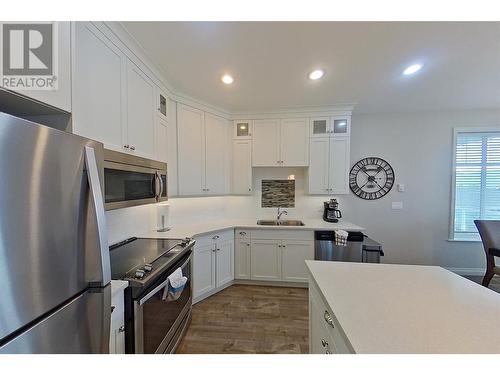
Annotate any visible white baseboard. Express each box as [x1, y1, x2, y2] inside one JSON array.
[[446, 267, 485, 276]]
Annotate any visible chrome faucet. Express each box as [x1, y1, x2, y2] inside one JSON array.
[[277, 207, 288, 220]]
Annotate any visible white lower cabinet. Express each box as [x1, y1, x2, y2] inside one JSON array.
[[109, 281, 127, 354], [250, 240, 282, 281], [234, 230, 251, 279], [193, 230, 234, 301], [281, 240, 314, 282], [249, 230, 314, 283], [309, 279, 353, 354]]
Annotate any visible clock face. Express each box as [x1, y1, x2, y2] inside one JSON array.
[[349, 157, 394, 200]]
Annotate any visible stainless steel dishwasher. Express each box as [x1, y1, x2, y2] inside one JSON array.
[[314, 231, 365, 262]]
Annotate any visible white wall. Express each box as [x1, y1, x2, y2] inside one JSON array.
[[107, 108, 500, 272]]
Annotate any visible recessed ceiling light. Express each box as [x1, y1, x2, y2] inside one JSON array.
[[221, 74, 234, 84], [403, 64, 423, 75], [308, 69, 325, 80]]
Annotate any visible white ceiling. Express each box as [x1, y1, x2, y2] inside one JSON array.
[[122, 22, 500, 114]]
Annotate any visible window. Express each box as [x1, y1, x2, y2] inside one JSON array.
[[451, 129, 500, 240]]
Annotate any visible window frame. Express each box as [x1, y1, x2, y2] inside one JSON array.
[[449, 127, 500, 241]]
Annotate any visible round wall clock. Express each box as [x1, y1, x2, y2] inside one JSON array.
[[349, 157, 394, 200]]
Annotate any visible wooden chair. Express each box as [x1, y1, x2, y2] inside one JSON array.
[[474, 220, 500, 287]]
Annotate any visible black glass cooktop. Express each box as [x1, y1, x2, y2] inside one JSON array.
[[109, 237, 187, 280]]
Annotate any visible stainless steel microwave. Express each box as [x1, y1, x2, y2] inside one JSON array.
[[103, 149, 167, 210]]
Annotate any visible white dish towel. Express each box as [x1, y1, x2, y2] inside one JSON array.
[[335, 230, 349, 246], [162, 267, 188, 301]]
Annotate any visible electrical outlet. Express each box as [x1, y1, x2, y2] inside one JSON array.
[[391, 201, 403, 210]]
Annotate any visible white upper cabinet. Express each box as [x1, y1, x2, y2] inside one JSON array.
[[280, 118, 309, 166], [72, 22, 126, 151], [177, 104, 229, 196], [252, 119, 280, 166], [126, 60, 156, 159], [233, 120, 252, 139], [310, 116, 350, 137], [155, 117, 168, 163], [329, 137, 350, 194], [308, 137, 331, 194], [252, 118, 309, 167], [177, 104, 205, 196], [232, 140, 252, 195], [204, 113, 228, 195]]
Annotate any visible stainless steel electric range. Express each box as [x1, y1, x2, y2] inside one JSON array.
[[109, 237, 195, 354]]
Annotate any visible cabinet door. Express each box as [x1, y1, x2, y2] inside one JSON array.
[[234, 239, 251, 279], [204, 113, 227, 195], [156, 88, 169, 121], [155, 117, 168, 163], [233, 120, 252, 139], [193, 243, 216, 299], [280, 118, 309, 166], [12, 22, 71, 112], [331, 116, 350, 137], [126, 60, 156, 159], [232, 140, 252, 195], [216, 240, 234, 287], [250, 240, 281, 281], [329, 137, 350, 194], [73, 22, 126, 152], [308, 137, 331, 194], [177, 104, 205, 195], [310, 117, 331, 138], [252, 119, 280, 167], [281, 240, 314, 282]]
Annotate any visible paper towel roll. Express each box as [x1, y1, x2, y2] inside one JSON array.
[[156, 202, 170, 232]]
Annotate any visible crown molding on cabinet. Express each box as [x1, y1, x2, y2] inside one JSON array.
[[109, 21, 355, 120]]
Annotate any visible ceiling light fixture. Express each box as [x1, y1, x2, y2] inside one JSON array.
[[221, 74, 234, 84], [308, 69, 325, 80], [403, 64, 423, 75]]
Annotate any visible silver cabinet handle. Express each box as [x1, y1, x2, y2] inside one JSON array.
[[111, 305, 115, 313], [321, 339, 328, 347], [212, 248, 216, 252], [130, 146, 135, 151], [246, 243, 250, 246], [324, 311, 335, 328], [248, 188, 251, 191], [123, 144, 129, 149], [325, 350, 331, 354], [212, 235, 220, 240], [119, 325, 125, 333], [84, 146, 110, 287], [239, 231, 246, 236]]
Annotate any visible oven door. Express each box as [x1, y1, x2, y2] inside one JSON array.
[[104, 161, 163, 210], [133, 252, 192, 354]]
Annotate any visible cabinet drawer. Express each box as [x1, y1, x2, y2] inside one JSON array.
[[194, 229, 234, 247], [235, 229, 251, 239], [250, 229, 313, 241], [310, 280, 353, 354]]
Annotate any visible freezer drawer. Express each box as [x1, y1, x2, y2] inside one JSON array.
[[0, 285, 110, 354]]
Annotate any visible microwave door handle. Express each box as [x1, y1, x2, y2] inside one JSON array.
[[84, 146, 111, 287], [159, 172, 164, 199], [154, 171, 161, 200]]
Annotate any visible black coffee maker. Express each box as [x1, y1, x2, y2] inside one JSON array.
[[323, 199, 342, 223]]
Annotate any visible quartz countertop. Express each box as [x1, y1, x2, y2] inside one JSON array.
[[139, 218, 365, 239], [305, 260, 500, 353]]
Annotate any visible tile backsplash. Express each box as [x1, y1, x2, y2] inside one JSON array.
[[261, 179, 295, 208]]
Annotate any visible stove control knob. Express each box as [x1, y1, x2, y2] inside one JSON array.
[[144, 264, 153, 273], [181, 238, 191, 247], [135, 269, 145, 279]]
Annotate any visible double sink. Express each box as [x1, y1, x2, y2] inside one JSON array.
[[257, 219, 305, 226]]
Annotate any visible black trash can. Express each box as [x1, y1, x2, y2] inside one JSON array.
[[362, 237, 384, 263]]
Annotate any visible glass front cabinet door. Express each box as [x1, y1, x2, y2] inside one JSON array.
[[157, 89, 168, 121], [310, 116, 350, 137], [331, 116, 350, 136], [310, 117, 330, 137], [233, 120, 252, 139]]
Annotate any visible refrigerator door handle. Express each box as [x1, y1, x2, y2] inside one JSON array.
[[85, 146, 111, 287]]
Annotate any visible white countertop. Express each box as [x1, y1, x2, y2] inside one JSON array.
[[305, 261, 500, 353], [139, 218, 365, 239]]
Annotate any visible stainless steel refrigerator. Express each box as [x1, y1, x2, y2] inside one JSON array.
[[0, 112, 111, 354]]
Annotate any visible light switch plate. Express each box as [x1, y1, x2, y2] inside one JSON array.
[[397, 184, 405, 192], [392, 201, 403, 210]]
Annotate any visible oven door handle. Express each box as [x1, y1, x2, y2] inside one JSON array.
[[137, 254, 191, 306]]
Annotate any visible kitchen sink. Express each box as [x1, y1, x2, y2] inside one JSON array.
[[256, 219, 305, 226]]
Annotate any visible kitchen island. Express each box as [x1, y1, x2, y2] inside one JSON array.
[[306, 261, 500, 354]]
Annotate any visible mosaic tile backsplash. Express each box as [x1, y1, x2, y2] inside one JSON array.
[[261, 180, 295, 208]]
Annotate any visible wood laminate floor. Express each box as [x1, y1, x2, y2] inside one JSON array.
[[176, 285, 309, 354]]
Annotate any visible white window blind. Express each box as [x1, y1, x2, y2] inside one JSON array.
[[452, 131, 500, 240]]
